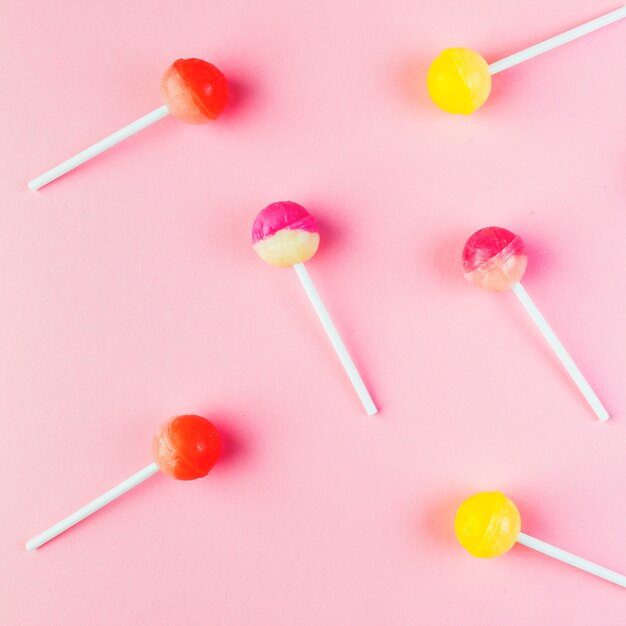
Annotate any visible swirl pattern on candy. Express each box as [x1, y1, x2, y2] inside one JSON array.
[[454, 491, 626, 587], [426, 7, 626, 114], [26, 415, 221, 550], [463, 227, 527, 292], [252, 201, 320, 267]]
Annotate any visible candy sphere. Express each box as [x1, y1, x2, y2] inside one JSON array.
[[463, 227, 527, 291], [161, 58, 229, 124], [455, 491, 521, 558], [427, 48, 491, 114], [152, 414, 221, 480], [252, 201, 320, 267]]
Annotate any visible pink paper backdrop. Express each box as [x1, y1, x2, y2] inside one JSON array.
[[1, 1, 625, 624]]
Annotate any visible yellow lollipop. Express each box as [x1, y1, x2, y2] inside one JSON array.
[[455, 491, 520, 557], [454, 491, 626, 587], [427, 7, 626, 114], [427, 49, 491, 115]]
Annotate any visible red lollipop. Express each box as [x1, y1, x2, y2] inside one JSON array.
[[28, 58, 229, 190], [26, 415, 221, 550]]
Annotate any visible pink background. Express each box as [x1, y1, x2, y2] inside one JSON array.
[[1, 1, 625, 624]]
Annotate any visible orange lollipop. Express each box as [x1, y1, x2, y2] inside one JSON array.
[[26, 414, 221, 550], [161, 59, 229, 123], [28, 58, 229, 190], [153, 414, 221, 480]]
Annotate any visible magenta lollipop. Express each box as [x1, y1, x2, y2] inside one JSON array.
[[252, 201, 377, 415], [463, 227, 608, 421]]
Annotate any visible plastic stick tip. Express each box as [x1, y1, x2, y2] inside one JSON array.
[[365, 403, 378, 417]]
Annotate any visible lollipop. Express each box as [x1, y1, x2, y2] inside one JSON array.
[[28, 58, 229, 190], [427, 7, 626, 114], [26, 414, 221, 550], [455, 491, 626, 588], [463, 227, 608, 421], [252, 201, 377, 416]]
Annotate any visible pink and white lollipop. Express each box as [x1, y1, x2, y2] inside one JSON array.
[[463, 226, 608, 421], [253, 201, 377, 415], [252, 201, 320, 267]]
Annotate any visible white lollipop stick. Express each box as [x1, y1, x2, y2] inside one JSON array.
[[28, 105, 170, 190], [293, 262, 377, 416], [489, 6, 626, 74], [512, 282, 608, 421], [26, 461, 159, 550], [517, 532, 626, 587]]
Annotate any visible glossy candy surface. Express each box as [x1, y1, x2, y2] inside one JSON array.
[[152, 414, 221, 480], [427, 48, 492, 114], [161, 58, 229, 124], [252, 201, 320, 267], [463, 227, 527, 291], [455, 491, 521, 558]]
